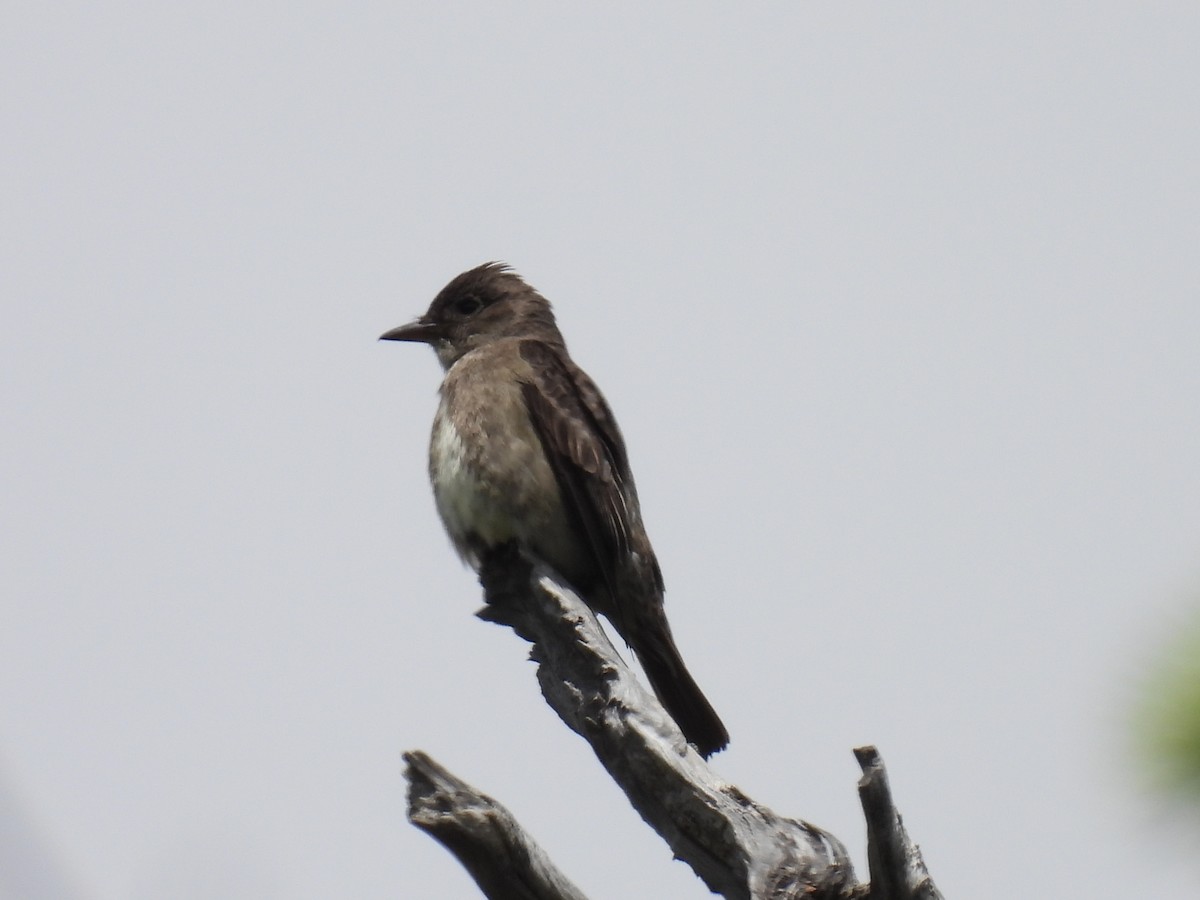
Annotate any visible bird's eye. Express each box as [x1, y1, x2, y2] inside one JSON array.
[[454, 294, 484, 316]]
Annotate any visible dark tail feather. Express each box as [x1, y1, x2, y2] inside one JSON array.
[[633, 627, 729, 758]]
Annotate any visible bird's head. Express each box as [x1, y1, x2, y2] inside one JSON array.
[[380, 262, 561, 369]]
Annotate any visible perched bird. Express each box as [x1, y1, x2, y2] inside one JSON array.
[[381, 263, 729, 757]]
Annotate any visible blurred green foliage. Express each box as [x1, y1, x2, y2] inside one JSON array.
[[1133, 601, 1200, 802]]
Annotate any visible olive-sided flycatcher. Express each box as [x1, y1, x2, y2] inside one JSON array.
[[380, 263, 729, 757]]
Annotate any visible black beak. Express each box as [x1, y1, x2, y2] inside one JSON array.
[[379, 318, 442, 343]]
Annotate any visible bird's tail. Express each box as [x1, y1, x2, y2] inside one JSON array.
[[631, 623, 729, 758]]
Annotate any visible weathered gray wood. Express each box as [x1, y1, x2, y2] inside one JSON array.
[[404, 750, 590, 900], [403, 549, 943, 899], [855, 746, 944, 900], [474, 551, 859, 899]]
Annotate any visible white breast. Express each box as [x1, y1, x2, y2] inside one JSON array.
[[429, 414, 516, 568]]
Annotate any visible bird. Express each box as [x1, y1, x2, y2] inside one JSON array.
[[380, 262, 729, 757]]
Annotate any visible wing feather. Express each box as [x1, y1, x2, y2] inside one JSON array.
[[518, 340, 640, 602]]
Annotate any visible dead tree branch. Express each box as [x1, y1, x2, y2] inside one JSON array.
[[402, 551, 942, 899], [404, 749, 590, 900], [855, 747, 943, 900]]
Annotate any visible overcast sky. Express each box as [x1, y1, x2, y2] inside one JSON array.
[[4, 4, 1199, 898]]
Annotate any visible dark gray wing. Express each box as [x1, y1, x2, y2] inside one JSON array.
[[518, 340, 663, 602]]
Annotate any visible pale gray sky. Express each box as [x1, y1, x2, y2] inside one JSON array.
[[4, 4, 1199, 898]]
